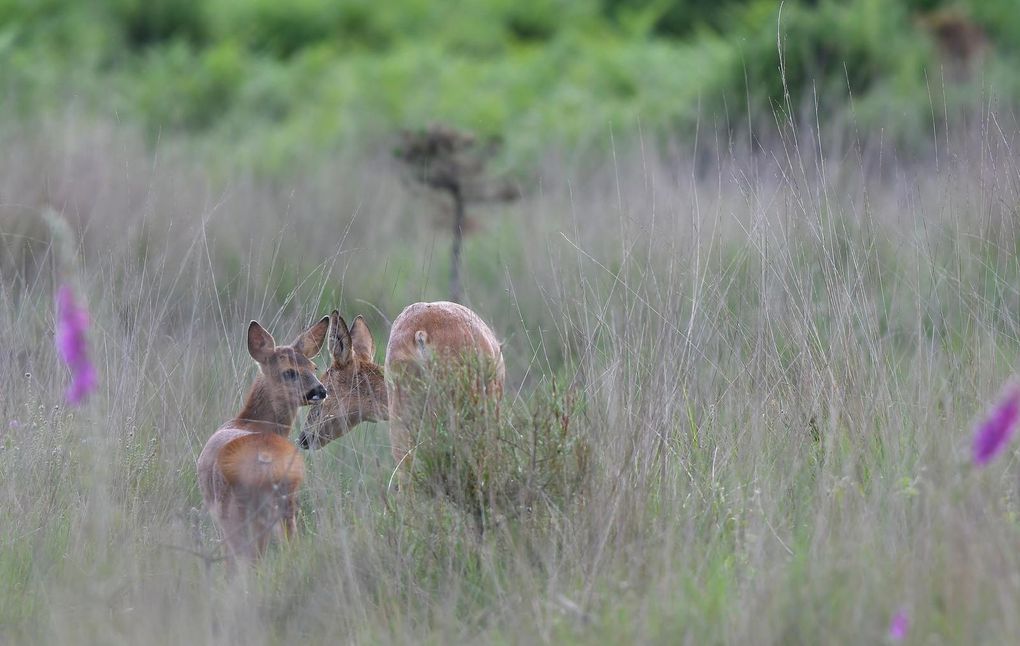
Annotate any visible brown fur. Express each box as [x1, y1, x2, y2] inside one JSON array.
[[295, 302, 501, 487], [301, 311, 388, 449], [197, 317, 328, 566], [219, 432, 305, 489], [386, 301, 504, 485], [301, 302, 503, 489]]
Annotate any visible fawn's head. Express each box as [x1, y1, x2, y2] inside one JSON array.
[[300, 310, 387, 449], [247, 317, 329, 410]]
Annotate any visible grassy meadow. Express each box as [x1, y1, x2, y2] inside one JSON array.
[[5, 110, 1020, 643], [5, 0, 1020, 644]]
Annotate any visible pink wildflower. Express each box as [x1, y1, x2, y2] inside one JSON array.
[[887, 609, 909, 641], [55, 284, 97, 405], [972, 381, 1020, 466]]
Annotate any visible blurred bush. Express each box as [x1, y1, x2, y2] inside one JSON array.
[[0, 0, 1018, 169], [718, 0, 935, 141], [110, 0, 207, 48], [132, 40, 246, 130], [601, 0, 748, 37], [403, 357, 589, 530], [207, 0, 391, 57]]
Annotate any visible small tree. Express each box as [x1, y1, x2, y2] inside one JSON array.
[[395, 125, 518, 304]]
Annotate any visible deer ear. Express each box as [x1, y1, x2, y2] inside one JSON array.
[[350, 315, 376, 360], [294, 315, 330, 359], [329, 310, 353, 366], [247, 321, 275, 364]]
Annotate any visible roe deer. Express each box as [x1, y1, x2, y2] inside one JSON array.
[[300, 310, 387, 449], [300, 301, 503, 489], [197, 317, 329, 565]]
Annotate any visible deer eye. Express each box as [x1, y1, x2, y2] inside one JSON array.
[[282, 369, 298, 381]]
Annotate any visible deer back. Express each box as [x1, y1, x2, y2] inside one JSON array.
[[199, 425, 304, 498], [385, 301, 504, 378], [219, 431, 305, 491], [384, 301, 504, 474]]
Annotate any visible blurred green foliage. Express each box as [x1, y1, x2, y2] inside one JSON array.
[[0, 0, 1017, 169]]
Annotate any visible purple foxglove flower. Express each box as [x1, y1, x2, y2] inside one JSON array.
[[55, 284, 97, 405], [973, 381, 1020, 466], [888, 609, 909, 641]]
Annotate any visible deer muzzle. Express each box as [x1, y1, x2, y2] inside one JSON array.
[[305, 384, 327, 404]]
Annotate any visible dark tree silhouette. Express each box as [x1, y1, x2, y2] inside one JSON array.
[[395, 125, 518, 304]]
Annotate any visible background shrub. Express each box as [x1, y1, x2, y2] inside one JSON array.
[[403, 356, 590, 531]]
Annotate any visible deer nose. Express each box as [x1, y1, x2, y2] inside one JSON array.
[[307, 385, 327, 403]]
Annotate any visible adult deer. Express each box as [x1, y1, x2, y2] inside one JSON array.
[[197, 317, 329, 565], [300, 302, 504, 486]]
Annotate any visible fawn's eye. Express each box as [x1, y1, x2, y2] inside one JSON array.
[[282, 369, 298, 381]]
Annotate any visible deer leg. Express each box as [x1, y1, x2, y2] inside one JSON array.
[[253, 526, 271, 559], [282, 513, 297, 540]]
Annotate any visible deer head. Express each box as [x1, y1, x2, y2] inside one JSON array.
[[242, 318, 329, 424], [300, 311, 387, 449]]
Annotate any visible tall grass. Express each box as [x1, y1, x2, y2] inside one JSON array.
[[3, 106, 1020, 643]]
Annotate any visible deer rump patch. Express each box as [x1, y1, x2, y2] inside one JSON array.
[[219, 433, 305, 490]]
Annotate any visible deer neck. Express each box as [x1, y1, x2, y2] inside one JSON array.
[[233, 375, 296, 436]]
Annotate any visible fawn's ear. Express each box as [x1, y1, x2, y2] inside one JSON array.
[[294, 315, 330, 359], [329, 310, 353, 366], [349, 315, 376, 360], [247, 320, 276, 364]]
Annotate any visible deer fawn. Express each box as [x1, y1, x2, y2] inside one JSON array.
[[198, 317, 329, 565], [300, 301, 504, 488]]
